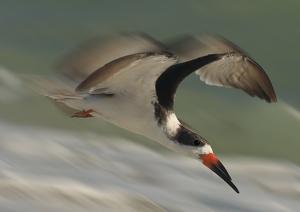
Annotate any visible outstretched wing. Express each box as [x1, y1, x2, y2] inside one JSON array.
[[156, 52, 277, 110], [75, 52, 179, 96], [195, 53, 277, 103], [54, 32, 165, 84], [167, 33, 247, 62]]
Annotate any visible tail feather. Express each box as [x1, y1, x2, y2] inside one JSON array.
[[44, 94, 88, 115], [45, 94, 84, 102]]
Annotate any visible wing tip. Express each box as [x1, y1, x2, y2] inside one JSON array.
[[264, 82, 277, 103], [270, 94, 277, 103], [260, 88, 277, 103], [260, 87, 277, 103]]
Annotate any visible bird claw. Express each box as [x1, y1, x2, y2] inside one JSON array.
[[72, 109, 95, 118]]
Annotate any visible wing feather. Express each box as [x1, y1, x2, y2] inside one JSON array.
[[195, 53, 277, 103], [156, 52, 276, 110], [75, 52, 179, 96]]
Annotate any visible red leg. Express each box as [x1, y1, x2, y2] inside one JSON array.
[[72, 109, 95, 118]]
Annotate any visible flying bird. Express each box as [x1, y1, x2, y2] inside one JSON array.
[[36, 32, 248, 116], [46, 51, 277, 193]]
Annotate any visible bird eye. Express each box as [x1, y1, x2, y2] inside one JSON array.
[[194, 140, 203, 146]]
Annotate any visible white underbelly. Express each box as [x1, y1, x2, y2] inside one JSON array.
[[64, 94, 158, 136], [61, 94, 191, 158]]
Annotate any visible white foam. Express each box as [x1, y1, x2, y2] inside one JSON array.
[[0, 122, 299, 211]]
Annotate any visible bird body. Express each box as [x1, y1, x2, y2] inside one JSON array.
[[47, 51, 277, 193]]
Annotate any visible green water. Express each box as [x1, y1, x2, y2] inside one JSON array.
[[1, 0, 300, 164]]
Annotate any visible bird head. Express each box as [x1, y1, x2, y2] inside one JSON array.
[[174, 127, 239, 193], [161, 113, 239, 193]]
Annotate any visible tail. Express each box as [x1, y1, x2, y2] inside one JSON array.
[[44, 94, 90, 116], [45, 94, 84, 102]]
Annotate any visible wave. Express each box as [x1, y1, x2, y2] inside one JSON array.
[[0, 122, 299, 211]]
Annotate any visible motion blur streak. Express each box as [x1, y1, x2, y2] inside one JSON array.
[[0, 122, 299, 211], [280, 101, 300, 121]]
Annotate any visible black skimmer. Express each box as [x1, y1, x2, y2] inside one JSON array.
[[46, 51, 277, 193], [38, 32, 247, 116]]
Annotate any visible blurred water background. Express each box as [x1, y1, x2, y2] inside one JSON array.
[[0, 0, 300, 211]]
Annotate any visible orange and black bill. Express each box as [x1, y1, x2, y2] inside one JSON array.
[[201, 153, 239, 193]]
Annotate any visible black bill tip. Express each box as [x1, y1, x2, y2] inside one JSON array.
[[201, 153, 239, 193], [211, 162, 239, 193]]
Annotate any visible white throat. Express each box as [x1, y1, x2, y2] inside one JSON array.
[[165, 113, 181, 137]]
